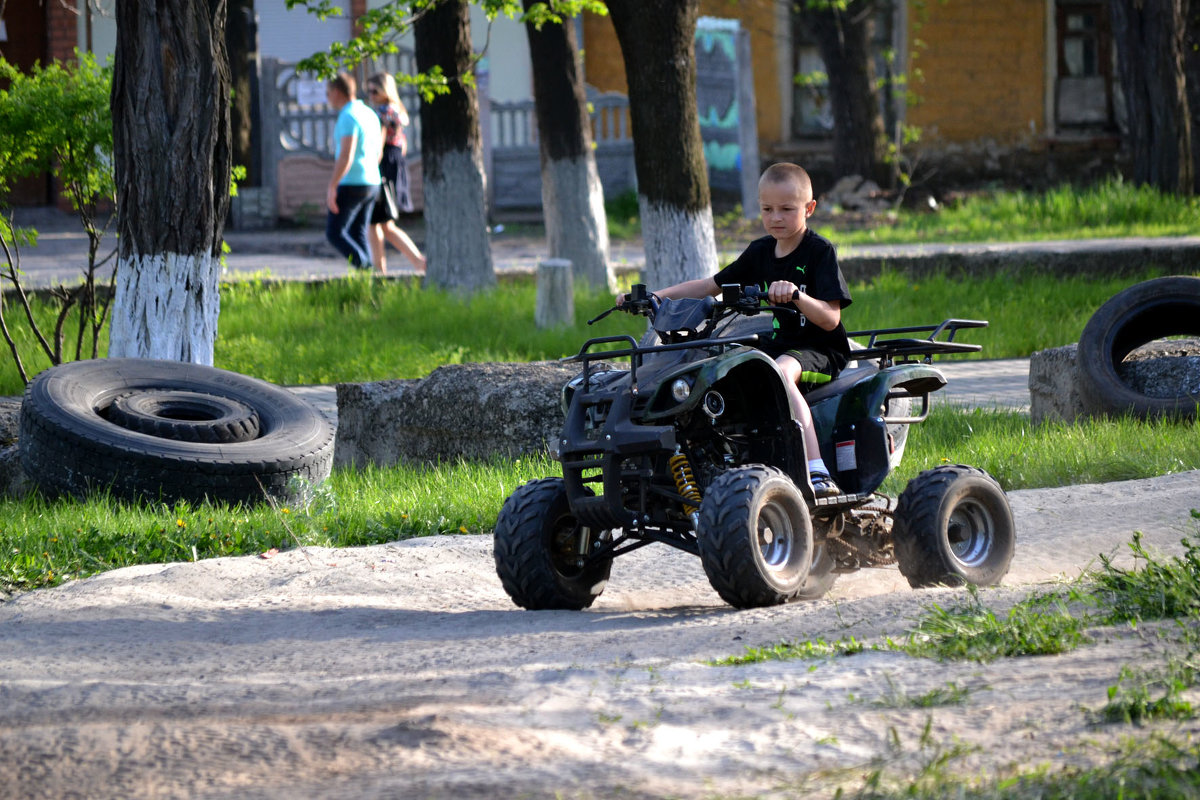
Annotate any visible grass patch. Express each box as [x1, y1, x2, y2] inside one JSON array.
[[707, 637, 867, 666], [899, 587, 1089, 662], [0, 454, 558, 594], [1092, 520, 1200, 624], [885, 407, 1200, 494], [844, 734, 1200, 800], [830, 175, 1200, 246]]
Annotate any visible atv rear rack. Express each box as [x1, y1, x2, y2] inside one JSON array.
[[848, 319, 987, 367]]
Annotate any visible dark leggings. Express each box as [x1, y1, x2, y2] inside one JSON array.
[[325, 184, 377, 269]]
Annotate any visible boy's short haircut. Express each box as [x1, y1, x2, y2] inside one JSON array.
[[760, 162, 813, 199], [328, 71, 356, 100]]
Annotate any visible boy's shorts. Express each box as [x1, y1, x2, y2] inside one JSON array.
[[756, 341, 841, 388]]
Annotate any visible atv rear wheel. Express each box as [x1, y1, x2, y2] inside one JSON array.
[[795, 540, 837, 600], [493, 478, 612, 610], [697, 466, 814, 609], [893, 465, 1014, 588]]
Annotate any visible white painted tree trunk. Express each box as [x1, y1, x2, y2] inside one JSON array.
[[423, 149, 495, 292], [638, 198, 719, 288], [543, 156, 614, 292], [108, 251, 221, 364]]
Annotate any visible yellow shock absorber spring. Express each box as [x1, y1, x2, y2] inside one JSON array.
[[669, 451, 702, 514]]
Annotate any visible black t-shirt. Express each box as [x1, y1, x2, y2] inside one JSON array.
[[714, 229, 853, 369]]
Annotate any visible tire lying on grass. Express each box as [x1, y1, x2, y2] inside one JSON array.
[[18, 358, 334, 506], [1077, 275, 1200, 420]]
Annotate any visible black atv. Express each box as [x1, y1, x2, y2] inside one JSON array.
[[494, 283, 1015, 610]]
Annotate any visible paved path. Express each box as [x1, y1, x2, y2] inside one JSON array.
[[11, 205, 1200, 289]]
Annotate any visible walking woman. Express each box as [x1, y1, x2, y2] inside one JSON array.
[[366, 72, 426, 274]]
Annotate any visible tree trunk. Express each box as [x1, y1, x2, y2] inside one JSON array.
[[1185, 0, 1200, 194], [110, 0, 232, 364], [607, 0, 718, 288], [797, 0, 889, 185], [226, 0, 260, 187], [415, 0, 494, 292], [523, 4, 614, 292], [1109, 0, 1194, 194]]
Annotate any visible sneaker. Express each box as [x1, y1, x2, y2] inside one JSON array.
[[810, 472, 842, 499]]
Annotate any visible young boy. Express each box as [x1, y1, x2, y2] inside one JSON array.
[[626, 162, 852, 497]]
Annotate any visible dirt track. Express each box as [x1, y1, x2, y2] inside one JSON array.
[[0, 470, 1198, 799]]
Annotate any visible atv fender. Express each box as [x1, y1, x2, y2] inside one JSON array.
[[640, 347, 790, 423], [809, 363, 946, 495]]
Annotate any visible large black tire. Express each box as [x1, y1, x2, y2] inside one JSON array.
[[697, 465, 814, 609], [892, 465, 1015, 589], [493, 478, 612, 610], [107, 390, 261, 443], [1077, 276, 1200, 419], [19, 359, 334, 506]]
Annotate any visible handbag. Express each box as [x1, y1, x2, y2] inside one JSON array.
[[379, 180, 400, 222]]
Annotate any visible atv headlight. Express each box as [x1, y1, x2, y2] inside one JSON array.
[[671, 377, 692, 403]]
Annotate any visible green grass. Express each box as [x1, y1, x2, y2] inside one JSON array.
[[884, 407, 1200, 494], [829, 175, 1200, 246], [0, 454, 558, 594]]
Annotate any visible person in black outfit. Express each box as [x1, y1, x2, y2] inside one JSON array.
[[618, 163, 852, 497]]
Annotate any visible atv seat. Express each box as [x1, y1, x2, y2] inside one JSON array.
[[802, 364, 875, 403]]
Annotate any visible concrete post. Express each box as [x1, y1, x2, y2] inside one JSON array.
[[535, 258, 574, 328]]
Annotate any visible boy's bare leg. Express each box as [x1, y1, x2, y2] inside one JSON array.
[[776, 354, 841, 496]]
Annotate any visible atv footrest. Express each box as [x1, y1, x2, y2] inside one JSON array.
[[814, 491, 871, 510]]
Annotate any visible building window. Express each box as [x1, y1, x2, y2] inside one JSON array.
[[1055, 1, 1116, 130]]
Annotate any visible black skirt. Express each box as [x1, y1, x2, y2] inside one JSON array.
[[370, 144, 414, 224]]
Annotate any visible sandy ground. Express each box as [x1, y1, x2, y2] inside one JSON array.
[[0, 470, 1198, 799]]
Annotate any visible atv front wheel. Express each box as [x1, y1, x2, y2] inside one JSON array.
[[697, 466, 814, 609], [493, 478, 612, 610], [892, 465, 1014, 588]]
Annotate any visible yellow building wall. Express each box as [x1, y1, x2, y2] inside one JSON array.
[[582, 0, 784, 150], [907, 0, 1047, 144]]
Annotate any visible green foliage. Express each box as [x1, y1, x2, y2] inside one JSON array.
[[0, 52, 114, 209], [708, 637, 867, 666], [900, 587, 1089, 662], [1096, 660, 1197, 724], [1092, 524, 1200, 624], [0, 52, 116, 383], [286, 0, 606, 97]]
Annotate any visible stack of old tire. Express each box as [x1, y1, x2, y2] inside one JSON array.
[[18, 359, 334, 505]]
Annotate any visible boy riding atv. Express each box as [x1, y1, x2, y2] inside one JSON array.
[[620, 162, 851, 499], [494, 165, 1016, 611]]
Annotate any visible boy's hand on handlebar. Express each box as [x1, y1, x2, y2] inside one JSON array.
[[768, 281, 801, 305]]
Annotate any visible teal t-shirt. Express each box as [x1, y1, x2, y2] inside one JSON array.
[[334, 99, 383, 186]]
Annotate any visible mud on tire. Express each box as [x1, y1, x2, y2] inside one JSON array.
[[892, 464, 1014, 589], [19, 358, 334, 506], [494, 478, 612, 610]]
